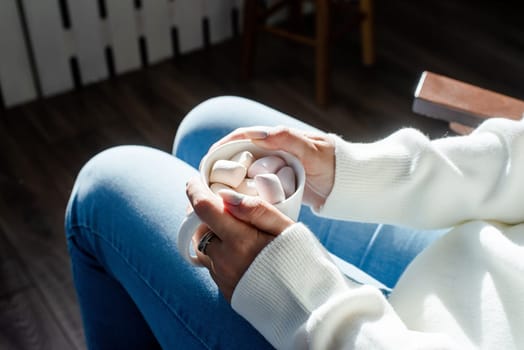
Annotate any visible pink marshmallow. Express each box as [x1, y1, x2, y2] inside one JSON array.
[[254, 173, 285, 204], [210, 183, 232, 194], [247, 156, 286, 178], [209, 160, 247, 187], [235, 178, 258, 196], [230, 151, 255, 169], [276, 166, 296, 198]]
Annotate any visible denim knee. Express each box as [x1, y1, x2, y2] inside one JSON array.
[[65, 145, 160, 242]]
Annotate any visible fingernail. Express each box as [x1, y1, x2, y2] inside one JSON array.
[[250, 131, 268, 139], [247, 127, 270, 139], [218, 189, 244, 205]]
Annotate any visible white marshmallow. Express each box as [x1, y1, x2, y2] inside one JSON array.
[[276, 166, 296, 198], [209, 160, 247, 187], [230, 151, 255, 169], [247, 156, 286, 178], [210, 183, 232, 194], [235, 178, 258, 196], [254, 174, 285, 204]]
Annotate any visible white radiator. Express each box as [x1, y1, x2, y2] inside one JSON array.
[[0, 0, 244, 108]]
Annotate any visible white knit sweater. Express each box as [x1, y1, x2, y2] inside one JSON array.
[[231, 117, 524, 350]]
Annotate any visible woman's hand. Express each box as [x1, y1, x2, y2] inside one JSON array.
[[210, 126, 336, 209], [186, 177, 294, 301]]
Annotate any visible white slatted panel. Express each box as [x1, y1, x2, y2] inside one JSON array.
[[105, 0, 141, 74], [204, 0, 234, 44], [0, 0, 37, 107], [21, 0, 73, 97], [67, 0, 108, 84], [1, 2, 238, 108], [142, 0, 173, 63], [172, 0, 204, 54]]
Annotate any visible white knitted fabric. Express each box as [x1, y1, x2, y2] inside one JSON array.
[[231, 117, 524, 349]]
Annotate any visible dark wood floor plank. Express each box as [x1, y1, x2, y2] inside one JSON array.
[[0, 287, 73, 350], [0, 200, 85, 350], [0, 230, 31, 299], [0, 124, 85, 348], [0, 220, 77, 350]]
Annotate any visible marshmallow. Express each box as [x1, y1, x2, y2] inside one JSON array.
[[210, 182, 232, 194], [247, 156, 286, 178], [276, 166, 296, 197], [230, 151, 255, 169], [235, 178, 258, 196], [254, 174, 286, 204], [209, 160, 247, 187]]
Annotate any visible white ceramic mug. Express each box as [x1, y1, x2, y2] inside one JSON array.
[[177, 140, 306, 266]]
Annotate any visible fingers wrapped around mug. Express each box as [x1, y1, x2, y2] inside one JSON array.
[[209, 126, 335, 208], [186, 177, 280, 301], [217, 189, 294, 235], [186, 177, 236, 243]]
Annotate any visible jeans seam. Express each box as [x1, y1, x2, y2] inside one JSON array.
[[68, 224, 212, 350]]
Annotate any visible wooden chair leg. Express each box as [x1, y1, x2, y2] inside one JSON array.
[[315, 0, 330, 106], [242, 0, 259, 79], [360, 0, 375, 65]]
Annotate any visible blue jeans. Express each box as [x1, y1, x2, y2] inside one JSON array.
[[65, 96, 445, 349]]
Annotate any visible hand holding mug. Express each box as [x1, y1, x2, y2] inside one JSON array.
[[177, 140, 306, 266], [186, 178, 294, 301], [210, 126, 336, 209]]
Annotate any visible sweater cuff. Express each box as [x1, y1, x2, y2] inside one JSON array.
[[315, 133, 418, 219], [231, 222, 358, 349], [315, 135, 364, 217]]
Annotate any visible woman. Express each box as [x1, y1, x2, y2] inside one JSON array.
[[66, 96, 524, 349]]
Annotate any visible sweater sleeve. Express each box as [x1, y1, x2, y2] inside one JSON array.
[[231, 118, 523, 349], [317, 117, 524, 229], [231, 223, 461, 350]]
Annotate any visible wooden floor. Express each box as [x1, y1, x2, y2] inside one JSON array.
[[0, 0, 522, 348]]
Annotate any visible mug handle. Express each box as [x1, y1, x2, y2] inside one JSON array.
[[177, 211, 205, 266]]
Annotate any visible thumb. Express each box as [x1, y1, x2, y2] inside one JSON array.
[[217, 190, 294, 236]]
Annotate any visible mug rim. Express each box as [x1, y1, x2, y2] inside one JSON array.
[[200, 139, 306, 205]]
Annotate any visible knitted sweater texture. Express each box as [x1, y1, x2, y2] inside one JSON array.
[[231, 118, 524, 349]]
